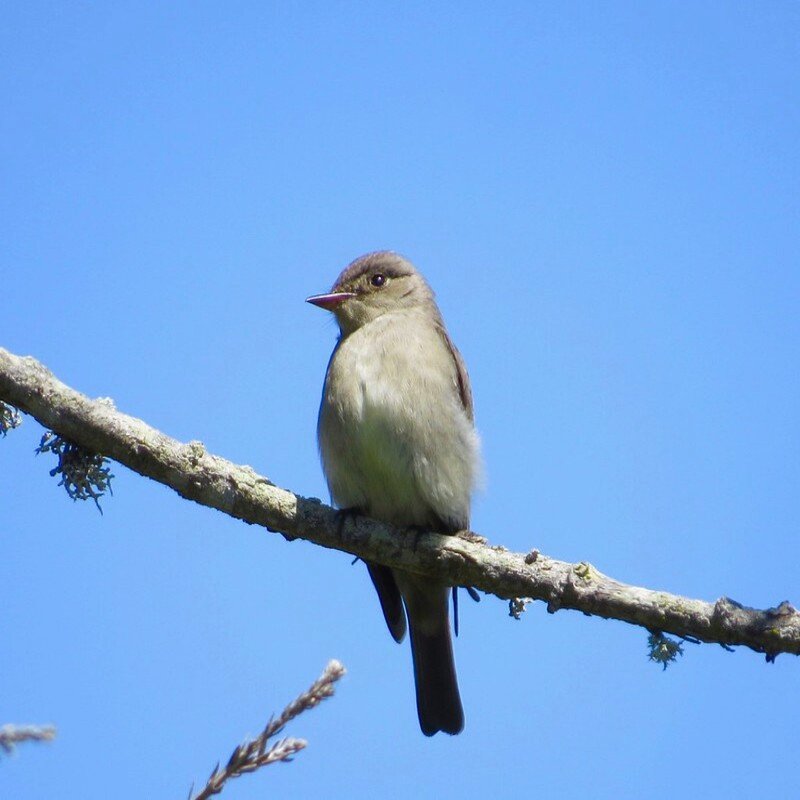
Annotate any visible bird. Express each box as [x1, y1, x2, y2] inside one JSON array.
[[307, 251, 481, 736]]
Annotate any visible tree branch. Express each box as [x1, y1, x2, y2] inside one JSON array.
[[1, 346, 798, 660]]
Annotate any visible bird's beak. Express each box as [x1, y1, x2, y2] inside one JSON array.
[[306, 292, 356, 311]]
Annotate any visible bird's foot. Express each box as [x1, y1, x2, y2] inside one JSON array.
[[407, 524, 430, 552], [458, 529, 487, 545], [334, 506, 361, 540]]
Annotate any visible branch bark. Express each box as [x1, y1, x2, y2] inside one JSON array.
[[1, 346, 798, 659]]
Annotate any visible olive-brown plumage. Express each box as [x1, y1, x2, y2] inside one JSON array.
[[308, 251, 480, 736]]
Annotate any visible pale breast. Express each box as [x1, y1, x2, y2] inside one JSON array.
[[318, 310, 480, 531]]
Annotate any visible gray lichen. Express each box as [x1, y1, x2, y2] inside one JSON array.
[[36, 431, 114, 512], [647, 631, 684, 669], [0, 401, 21, 436]]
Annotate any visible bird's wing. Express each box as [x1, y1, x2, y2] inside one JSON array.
[[436, 324, 474, 422]]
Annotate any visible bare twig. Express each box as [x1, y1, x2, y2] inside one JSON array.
[[189, 659, 346, 800], [0, 724, 57, 754], [1, 347, 799, 660]]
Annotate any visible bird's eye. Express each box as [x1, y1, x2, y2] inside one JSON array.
[[370, 273, 386, 287]]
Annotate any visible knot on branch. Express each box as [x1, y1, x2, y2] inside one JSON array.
[[184, 440, 207, 463], [524, 549, 539, 564], [546, 561, 596, 613], [766, 600, 797, 619], [712, 596, 743, 621]]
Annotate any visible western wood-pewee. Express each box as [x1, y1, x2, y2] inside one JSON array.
[[307, 251, 480, 736]]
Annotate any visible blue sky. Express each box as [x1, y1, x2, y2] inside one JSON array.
[[2, 3, 799, 798]]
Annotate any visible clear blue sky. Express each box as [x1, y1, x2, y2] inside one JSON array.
[[2, 3, 799, 798]]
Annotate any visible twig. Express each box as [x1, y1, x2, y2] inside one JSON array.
[[0, 724, 57, 754], [189, 659, 346, 800]]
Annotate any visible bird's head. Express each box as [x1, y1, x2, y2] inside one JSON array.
[[307, 251, 435, 335]]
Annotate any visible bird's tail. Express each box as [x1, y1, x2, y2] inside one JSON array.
[[401, 578, 464, 736]]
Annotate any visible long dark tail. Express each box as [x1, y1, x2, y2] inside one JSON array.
[[401, 579, 464, 736], [408, 616, 464, 736]]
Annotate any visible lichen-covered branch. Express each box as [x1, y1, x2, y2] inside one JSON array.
[[1, 346, 798, 660]]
